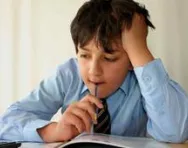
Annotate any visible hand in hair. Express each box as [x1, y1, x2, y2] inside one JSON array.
[[121, 13, 154, 67]]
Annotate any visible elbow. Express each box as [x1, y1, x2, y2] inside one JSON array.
[[164, 136, 187, 143], [152, 133, 188, 143], [148, 128, 188, 143]]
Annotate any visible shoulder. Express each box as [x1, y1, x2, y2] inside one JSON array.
[[56, 58, 82, 91], [57, 58, 79, 76]]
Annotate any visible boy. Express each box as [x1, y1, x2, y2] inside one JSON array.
[[0, 0, 188, 143]]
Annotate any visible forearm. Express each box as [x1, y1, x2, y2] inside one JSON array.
[[125, 44, 154, 67], [134, 59, 188, 143], [37, 122, 58, 143], [0, 109, 51, 142], [145, 84, 188, 143]]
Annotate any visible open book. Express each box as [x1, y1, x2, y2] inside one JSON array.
[[60, 133, 170, 148]]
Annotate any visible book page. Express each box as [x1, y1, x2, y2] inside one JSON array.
[[61, 133, 170, 148]]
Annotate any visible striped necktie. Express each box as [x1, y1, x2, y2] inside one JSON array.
[[94, 99, 111, 134]]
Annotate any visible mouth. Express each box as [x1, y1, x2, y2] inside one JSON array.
[[89, 80, 105, 85]]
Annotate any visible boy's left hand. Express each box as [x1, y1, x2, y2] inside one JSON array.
[[121, 14, 154, 67]]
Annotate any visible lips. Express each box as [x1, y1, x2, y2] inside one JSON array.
[[89, 80, 105, 85]]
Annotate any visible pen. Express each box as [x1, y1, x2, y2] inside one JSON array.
[[91, 84, 99, 134], [94, 84, 99, 122]]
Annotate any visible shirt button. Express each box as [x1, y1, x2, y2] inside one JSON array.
[[143, 76, 151, 82]]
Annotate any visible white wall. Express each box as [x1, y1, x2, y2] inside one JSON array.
[[30, 0, 83, 81], [0, 0, 188, 114]]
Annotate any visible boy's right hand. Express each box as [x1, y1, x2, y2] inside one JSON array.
[[37, 94, 103, 142]]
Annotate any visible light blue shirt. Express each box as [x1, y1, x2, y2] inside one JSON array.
[[0, 58, 188, 143]]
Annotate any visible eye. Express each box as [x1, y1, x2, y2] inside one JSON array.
[[104, 57, 117, 62], [79, 54, 90, 59]]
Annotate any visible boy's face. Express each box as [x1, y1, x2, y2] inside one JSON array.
[[77, 38, 132, 98]]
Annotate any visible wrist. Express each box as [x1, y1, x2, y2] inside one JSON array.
[[125, 40, 148, 53], [37, 122, 58, 142], [126, 45, 154, 67]]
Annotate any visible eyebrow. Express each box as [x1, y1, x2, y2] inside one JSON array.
[[79, 47, 90, 51], [79, 47, 120, 54]]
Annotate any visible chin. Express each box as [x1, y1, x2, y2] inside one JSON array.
[[101, 91, 117, 99], [88, 88, 115, 99], [96, 91, 110, 98]]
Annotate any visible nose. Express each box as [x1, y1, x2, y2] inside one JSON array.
[[88, 59, 103, 76]]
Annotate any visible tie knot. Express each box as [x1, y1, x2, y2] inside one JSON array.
[[101, 99, 106, 104]]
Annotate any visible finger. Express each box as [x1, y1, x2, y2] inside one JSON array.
[[64, 112, 85, 133], [71, 107, 92, 132], [76, 101, 97, 123], [81, 94, 103, 109]]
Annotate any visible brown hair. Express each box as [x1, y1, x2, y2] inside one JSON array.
[[70, 0, 155, 53]]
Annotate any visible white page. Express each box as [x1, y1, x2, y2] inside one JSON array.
[[61, 133, 170, 148]]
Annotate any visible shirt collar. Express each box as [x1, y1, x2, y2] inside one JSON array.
[[119, 71, 131, 95], [81, 83, 88, 95]]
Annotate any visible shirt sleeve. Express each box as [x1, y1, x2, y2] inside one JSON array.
[[134, 59, 188, 143], [0, 68, 65, 142]]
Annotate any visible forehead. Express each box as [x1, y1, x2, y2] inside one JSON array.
[[78, 38, 123, 53]]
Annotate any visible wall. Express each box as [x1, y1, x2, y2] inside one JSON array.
[[0, 0, 188, 114]]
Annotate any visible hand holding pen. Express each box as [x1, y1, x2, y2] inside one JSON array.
[[38, 85, 104, 142]]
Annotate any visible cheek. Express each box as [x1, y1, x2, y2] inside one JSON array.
[[105, 65, 126, 82], [78, 60, 89, 79], [103, 60, 129, 84]]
